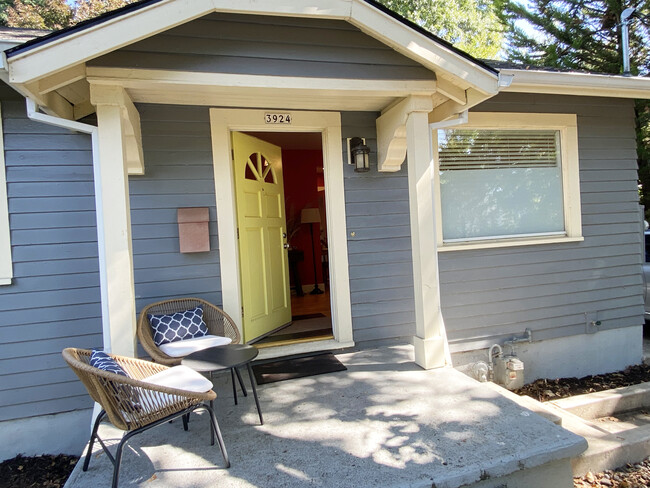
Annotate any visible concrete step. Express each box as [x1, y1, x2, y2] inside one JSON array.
[[533, 382, 650, 476], [550, 381, 650, 420]]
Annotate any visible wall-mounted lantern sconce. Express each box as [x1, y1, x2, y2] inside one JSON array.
[[349, 137, 370, 173]]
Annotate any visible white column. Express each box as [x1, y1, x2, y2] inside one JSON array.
[[406, 111, 447, 369], [94, 101, 137, 357]]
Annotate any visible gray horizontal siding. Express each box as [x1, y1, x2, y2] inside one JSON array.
[[342, 112, 416, 343], [442, 93, 643, 351], [0, 83, 101, 422], [130, 104, 221, 311], [89, 13, 433, 81]]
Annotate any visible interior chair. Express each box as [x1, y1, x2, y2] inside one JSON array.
[[62, 348, 229, 488]]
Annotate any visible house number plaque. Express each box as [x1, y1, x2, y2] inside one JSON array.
[[264, 113, 292, 124]]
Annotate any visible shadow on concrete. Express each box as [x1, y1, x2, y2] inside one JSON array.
[[65, 345, 585, 488]]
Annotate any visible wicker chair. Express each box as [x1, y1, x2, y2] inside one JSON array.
[[62, 348, 229, 488], [137, 297, 241, 366]]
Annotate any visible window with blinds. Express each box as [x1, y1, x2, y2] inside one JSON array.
[[438, 129, 561, 171], [437, 127, 566, 241]]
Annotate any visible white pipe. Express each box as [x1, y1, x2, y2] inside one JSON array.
[[26, 99, 111, 353], [429, 110, 468, 130], [621, 8, 635, 76]]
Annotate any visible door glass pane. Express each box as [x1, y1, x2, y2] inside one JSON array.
[[245, 158, 258, 181]]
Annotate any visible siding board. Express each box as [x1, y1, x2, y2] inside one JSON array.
[[342, 112, 416, 341], [89, 13, 433, 81], [0, 84, 102, 422], [130, 104, 222, 316]]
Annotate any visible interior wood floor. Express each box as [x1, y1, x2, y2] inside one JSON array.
[[291, 291, 331, 318]]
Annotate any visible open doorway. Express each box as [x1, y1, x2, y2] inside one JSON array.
[[242, 131, 333, 347]]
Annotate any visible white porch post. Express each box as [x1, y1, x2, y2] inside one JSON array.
[[91, 86, 138, 357], [406, 110, 447, 370]]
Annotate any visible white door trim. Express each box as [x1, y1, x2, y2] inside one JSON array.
[[209, 109, 354, 356]]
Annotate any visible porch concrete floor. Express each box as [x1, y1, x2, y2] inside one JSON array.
[[64, 345, 586, 488]]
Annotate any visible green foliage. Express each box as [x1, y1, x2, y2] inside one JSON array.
[[1, 0, 135, 29], [496, 0, 650, 74], [376, 0, 504, 59], [0, 0, 15, 26], [7, 0, 72, 30]]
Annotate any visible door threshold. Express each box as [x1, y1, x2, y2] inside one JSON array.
[[255, 334, 334, 349], [256, 338, 355, 360]]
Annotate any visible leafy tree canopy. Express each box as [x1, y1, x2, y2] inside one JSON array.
[[3, 0, 135, 30], [376, 0, 504, 58], [495, 0, 650, 75]]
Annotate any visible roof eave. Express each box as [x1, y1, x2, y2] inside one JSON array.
[[500, 68, 650, 99]]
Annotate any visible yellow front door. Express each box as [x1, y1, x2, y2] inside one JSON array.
[[232, 132, 291, 342]]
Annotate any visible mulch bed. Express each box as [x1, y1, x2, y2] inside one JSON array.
[[0, 454, 79, 488], [512, 363, 650, 487], [514, 363, 650, 403], [574, 458, 650, 487]]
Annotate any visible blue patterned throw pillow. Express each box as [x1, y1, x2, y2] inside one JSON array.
[[89, 350, 142, 411], [89, 350, 128, 376], [148, 305, 209, 346]]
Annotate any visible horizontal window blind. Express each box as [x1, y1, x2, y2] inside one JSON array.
[[438, 129, 561, 170]]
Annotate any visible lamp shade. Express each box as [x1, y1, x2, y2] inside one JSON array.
[[301, 208, 321, 224]]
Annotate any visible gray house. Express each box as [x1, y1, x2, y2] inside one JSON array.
[[0, 0, 649, 459]]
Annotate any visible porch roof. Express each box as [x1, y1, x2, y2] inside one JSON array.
[[1, 0, 502, 125]]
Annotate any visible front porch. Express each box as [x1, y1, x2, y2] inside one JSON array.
[[64, 345, 586, 488]]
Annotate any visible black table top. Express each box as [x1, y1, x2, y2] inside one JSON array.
[[181, 344, 259, 372]]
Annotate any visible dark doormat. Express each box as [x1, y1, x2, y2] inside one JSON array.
[[252, 352, 347, 385], [291, 313, 326, 320]]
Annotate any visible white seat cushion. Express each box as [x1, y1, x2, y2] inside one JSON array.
[[158, 334, 232, 357], [143, 365, 213, 393]]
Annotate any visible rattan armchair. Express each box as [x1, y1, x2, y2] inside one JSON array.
[[137, 297, 241, 366], [62, 348, 229, 488]]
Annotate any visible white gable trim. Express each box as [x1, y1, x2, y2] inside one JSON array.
[[5, 0, 498, 96]]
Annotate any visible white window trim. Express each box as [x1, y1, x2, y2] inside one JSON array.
[[433, 112, 583, 252], [0, 103, 12, 284]]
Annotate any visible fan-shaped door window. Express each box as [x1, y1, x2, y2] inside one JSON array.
[[245, 152, 276, 184]]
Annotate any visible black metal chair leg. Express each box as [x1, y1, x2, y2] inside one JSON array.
[[230, 368, 238, 405], [83, 410, 106, 471], [209, 400, 215, 445], [182, 413, 189, 431], [205, 403, 230, 468], [246, 362, 264, 425], [111, 431, 134, 488], [234, 367, 248, 397]]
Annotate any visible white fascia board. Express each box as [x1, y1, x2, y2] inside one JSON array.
[[348, 1, 498, 95], [501, 68, 650, 99]]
